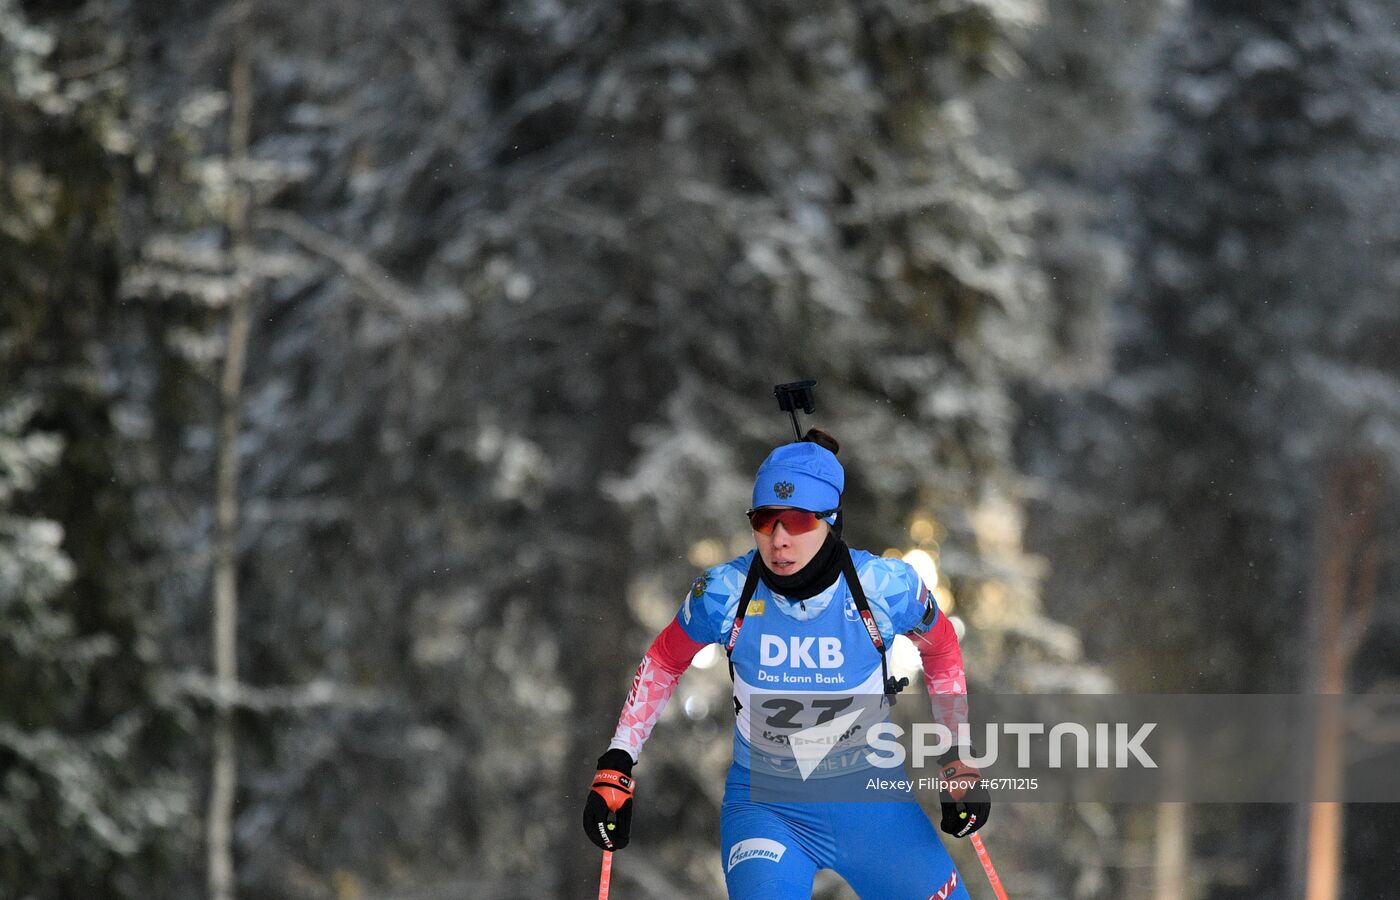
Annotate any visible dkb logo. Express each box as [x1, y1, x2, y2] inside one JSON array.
[[760, 635, 844, 668]]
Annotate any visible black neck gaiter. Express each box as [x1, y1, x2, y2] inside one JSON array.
[[756, 530, 846, 601]]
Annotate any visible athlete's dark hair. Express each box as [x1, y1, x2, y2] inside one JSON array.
[[801, 428, 840, 455]]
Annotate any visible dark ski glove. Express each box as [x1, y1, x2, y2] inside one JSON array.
[[583, 748, 635, 851], [937, 749, 990, 838]]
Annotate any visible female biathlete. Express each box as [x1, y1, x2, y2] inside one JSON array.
[[583, 430, 991, 899]]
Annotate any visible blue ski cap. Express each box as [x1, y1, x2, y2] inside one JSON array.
[[752, 441, 844, 519]]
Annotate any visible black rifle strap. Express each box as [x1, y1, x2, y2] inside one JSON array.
[[723, 545, 904, 701], [839, 546, 899, 700], [724, 558, 764, 687]]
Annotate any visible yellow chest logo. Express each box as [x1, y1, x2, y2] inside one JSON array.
[[746, 599, 766, 617]]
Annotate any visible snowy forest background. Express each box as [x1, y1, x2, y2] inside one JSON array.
[[4, 0, 1400, 897]]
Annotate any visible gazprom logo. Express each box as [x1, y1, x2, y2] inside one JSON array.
[[726, 838, 786, 872]]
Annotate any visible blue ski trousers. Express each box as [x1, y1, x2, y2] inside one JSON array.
[[720, 765, 969, 899]]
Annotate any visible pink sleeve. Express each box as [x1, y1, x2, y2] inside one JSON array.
[[911, 613, 969, 731], [607, 618, 708, 761]]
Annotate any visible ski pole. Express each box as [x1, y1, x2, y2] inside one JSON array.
[[598, 849, 613, 900], [970, 833, 1008, 900]]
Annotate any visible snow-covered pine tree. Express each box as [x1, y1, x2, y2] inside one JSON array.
[[1020, 0, 1400, 895], [1, 3, 189, 895]]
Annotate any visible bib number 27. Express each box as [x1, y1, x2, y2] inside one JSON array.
[[758, 696, 855, 729]]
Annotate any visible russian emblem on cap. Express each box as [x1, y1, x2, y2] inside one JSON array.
[[774, 481, 795, 499]]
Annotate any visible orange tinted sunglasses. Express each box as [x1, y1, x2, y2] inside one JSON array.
[[746, 507, 838, 536]]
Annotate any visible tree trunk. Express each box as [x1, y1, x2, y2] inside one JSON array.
[[555, 370, 646, 899], [1153, 732, 1191, 900], [208, 5, 253, 899], [1153, 803, 1189, 900], [1297, 457, 1381, 900], [558, 515, 637, 898]]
